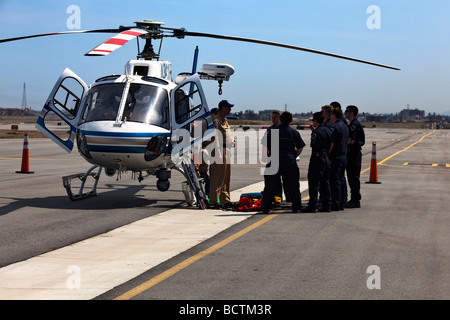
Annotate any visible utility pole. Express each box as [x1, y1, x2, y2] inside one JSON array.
[[21, 82, 27, 109]]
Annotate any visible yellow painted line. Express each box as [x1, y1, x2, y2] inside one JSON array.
[[432, 163, 438, 167], [403, 162, 408, 166], [0, 157, 84, 162], [361, 131, 433, 174], [378, 132, 433, 166], [120, 131, 437, 299], [446, 164, 450, 168], [0, 138, 49, 144], [114, 214, 279, 300], [0, 157, 50, 160]]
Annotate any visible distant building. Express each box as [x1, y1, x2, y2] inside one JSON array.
[[400, 108, 425, 121], [357, 113, 367, 122], [258, 110, 273, 121]]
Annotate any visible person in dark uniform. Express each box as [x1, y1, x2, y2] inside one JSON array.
[[329, 108, 349, 211], [344, 105, 365, 208], [317, 105, 334, 208], [330, 101, 347, 204], [302, 112, 332, 213], [321, 105, 333, 130], [261, 111, 305, 213], [261, 110, 285, 203], [330, 101, 342, 112]]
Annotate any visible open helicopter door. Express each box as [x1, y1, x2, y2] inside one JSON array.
[[170, 74, 211, 209], [170, 73, 213, 156], [170, 73, 210, 133], [36, 68, 88, 153]]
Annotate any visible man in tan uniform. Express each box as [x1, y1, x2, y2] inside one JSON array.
[[197, 107, 218, 197], [209, 100, 235, 209]]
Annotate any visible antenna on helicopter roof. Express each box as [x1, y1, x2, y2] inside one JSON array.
[[136, 37, 140, 57]]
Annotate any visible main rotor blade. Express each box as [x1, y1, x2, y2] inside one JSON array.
[[85, 28, 147, 56], [183, 31, 400, 71], [0, 29, 125, 43]]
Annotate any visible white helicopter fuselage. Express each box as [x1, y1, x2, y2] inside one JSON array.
[[36, 59, 219, 170], [75, 72, 176, 173], [77, 121, 171, 172]]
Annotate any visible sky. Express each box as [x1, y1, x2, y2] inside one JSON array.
[[1, 0, 450, 115]]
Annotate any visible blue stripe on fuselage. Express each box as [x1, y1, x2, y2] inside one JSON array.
[[87, 145, 147, 153], [80, 130, 169, 138], [80, 130, 170, 154]]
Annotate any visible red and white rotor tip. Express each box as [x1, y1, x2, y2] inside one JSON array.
[[85, 29, 147, 56]]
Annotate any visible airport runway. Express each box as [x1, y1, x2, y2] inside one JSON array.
[[0, 127, 449, 301]]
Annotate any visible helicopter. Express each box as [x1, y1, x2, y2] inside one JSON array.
[[1, 20, 400, 209]]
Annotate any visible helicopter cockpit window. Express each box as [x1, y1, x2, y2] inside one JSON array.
[[83, 83, 123, 122], [52, 77, 85, 119], [174, 82, 203, 125], [121, 84, 169, 129]]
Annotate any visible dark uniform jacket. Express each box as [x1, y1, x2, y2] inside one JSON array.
[[267, 124, 305, 161], [324, 119, 334, 131], [311, 124, 332, 159], [261, 124, 278, 158], [330, 119, 349, 157], [347, 118, 365, 154]]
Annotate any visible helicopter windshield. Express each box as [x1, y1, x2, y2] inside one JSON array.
[[83, 83, 169, 129], [83, 83, 123, 122], [122, 83, 169, 129]]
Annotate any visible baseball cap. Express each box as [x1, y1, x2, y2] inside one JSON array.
[[218, 100, 234, 109]]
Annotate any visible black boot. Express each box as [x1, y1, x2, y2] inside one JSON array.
[[301, 206, 316, 213]]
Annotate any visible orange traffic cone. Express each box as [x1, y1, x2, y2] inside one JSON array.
[[366, 141, 380, 184], [16, 132, 34, 174]]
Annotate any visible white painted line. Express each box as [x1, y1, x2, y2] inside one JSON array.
[[0, 180, 307, 300]]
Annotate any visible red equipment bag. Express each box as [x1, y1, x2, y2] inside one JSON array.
[[237, 193, 263, 212]]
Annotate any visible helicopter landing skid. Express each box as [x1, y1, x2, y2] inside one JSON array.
[[62, 165, 102, 201]]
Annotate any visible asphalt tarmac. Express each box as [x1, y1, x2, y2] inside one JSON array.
[[0, 127, 449, 301]]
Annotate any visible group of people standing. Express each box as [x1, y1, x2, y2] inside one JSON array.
[[201, 99, 365, 214], [261, 101, 365, 213]]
